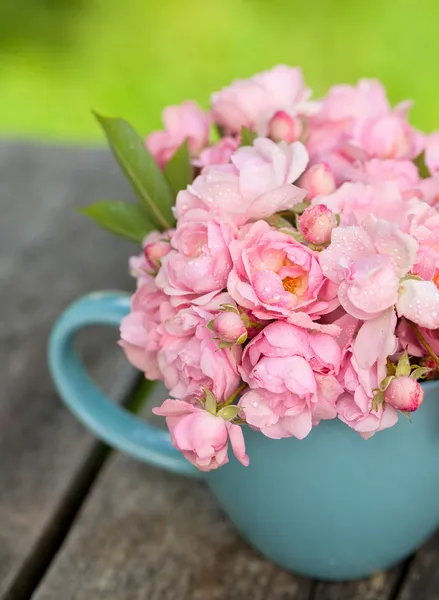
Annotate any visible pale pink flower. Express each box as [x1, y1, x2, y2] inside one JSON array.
[[176, 138, 308, 226], [119, 277, 170, 380], [319, 215, 417, 321], [146, 101, 210, 168], [213, 311, 247, 343], [349, 159, 419, 190], [396, 318, 439, 357], [396, 279, 439, 329], [299, 205, 336, 245], [335, 314, 399, 438], [407, 201, 439, 279], [299, 163, 336, 199], [307, 79, 423, 179], [267, 110, 305, 143], [228, 220, 337, 320], [194, 137, 238, 169], [384, 377, 424, 412], [238, 321, 342, 439], [337, 390, 398, 439], [317, 79, 390, 123], [352, 113, 423, 160], [240, 321, 341, 388], [306, 79, 391, 175], [158, 304, 242, 400], [129, 230, 173, 283], [211, 65, 316, 134], [418, 177, 439, 207], [155, 220, 234, 307], [424, 132, 439, 175], [153, 399, 248, 471], [314, 181, 413, 227]]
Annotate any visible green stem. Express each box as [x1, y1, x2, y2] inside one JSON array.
[[221, 383, 247, 407], [408, 321, 439, 367]]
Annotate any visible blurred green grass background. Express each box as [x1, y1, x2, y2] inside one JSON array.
[[1, 0, 439, 141]]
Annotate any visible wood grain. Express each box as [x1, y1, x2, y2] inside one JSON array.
[[312, 568, 402, 600], [396, 532, 439, 600], [34, 449, 313, 600], [0, 142, 138, 599]]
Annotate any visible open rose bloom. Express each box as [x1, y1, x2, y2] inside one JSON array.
[[104, 65, 439, 472]]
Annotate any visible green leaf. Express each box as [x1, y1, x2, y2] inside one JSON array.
[[291, 201, 310, 215], [204, 390, 217, 415], [240, 127, 257, 147], [219, 304, 240, 315], [217, 405, 240, 421], [164, 139, 193, 197], [265, 214, 293, 229], [79, 200, 154, 242], [379, 375, 394, 392], [94, 113, 175, 230], [372, 391, 385, 412], [414, 152, 430, 179], [410, 367, 432, 380], [396, 351, 411, 378]]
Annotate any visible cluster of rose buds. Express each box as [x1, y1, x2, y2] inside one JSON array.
[[118, 65, 439, 471]]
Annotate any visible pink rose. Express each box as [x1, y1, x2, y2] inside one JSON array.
[[396, 279, 439, 329], [228, 220, 336, 320], [317, 79, 390, 124], [425, 132, 439, 175], [119, 277, 170, 380], [153, 399, 248, 471], [319, 215, 417, 321], [408, 201, 439, 280], [352, 113, 423, 160], [176, 137, 308, 226], [213, 311, 247, 344], [146, 101, 210, 168], [384, 377, 424, 412], [348, 159, 419, 190], [238, 321, 342, 439], [267, 110, 305, 143], [129, 230, 173, 284], [396, 318, 439, 358], [299, 163, 336, 199], [211, 65, 316, 134], [417, 177, 439, 207], [194, 137, 238, 169], [306, 79, 391, 176], [158, 304, 242, 400], [155, 220, 234, 307], [336, 314, 399, 438], [307, 79, 423, 179], [299, 205, 336, 245], [314, 182, 414, 227]]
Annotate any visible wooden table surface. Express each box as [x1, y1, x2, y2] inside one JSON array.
[[2, 141, 439, 600]]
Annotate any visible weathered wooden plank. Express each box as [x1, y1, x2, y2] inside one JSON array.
[[0, 142, 139, 598], [33, 444, 314, 600], [312, 568, 402, 600], [396, 533, 439, 600]]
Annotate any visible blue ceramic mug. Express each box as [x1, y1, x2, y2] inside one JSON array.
[[49, 291, 439, 581]]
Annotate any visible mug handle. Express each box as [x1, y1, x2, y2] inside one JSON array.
[[48, 291, 200, 478]]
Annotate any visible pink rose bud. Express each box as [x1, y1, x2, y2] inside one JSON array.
[[384, 377, 424, 412], [268, 110, 304, 143], [144, 240, 172, 270], [213, 311, 247, 344], [299, 205, 337, 245], [299, 163, 336, 199]]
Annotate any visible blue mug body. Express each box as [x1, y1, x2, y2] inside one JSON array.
[[48, 291, 439, 580]]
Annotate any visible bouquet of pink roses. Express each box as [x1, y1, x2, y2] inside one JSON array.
[[82, 65, 439, 472]]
